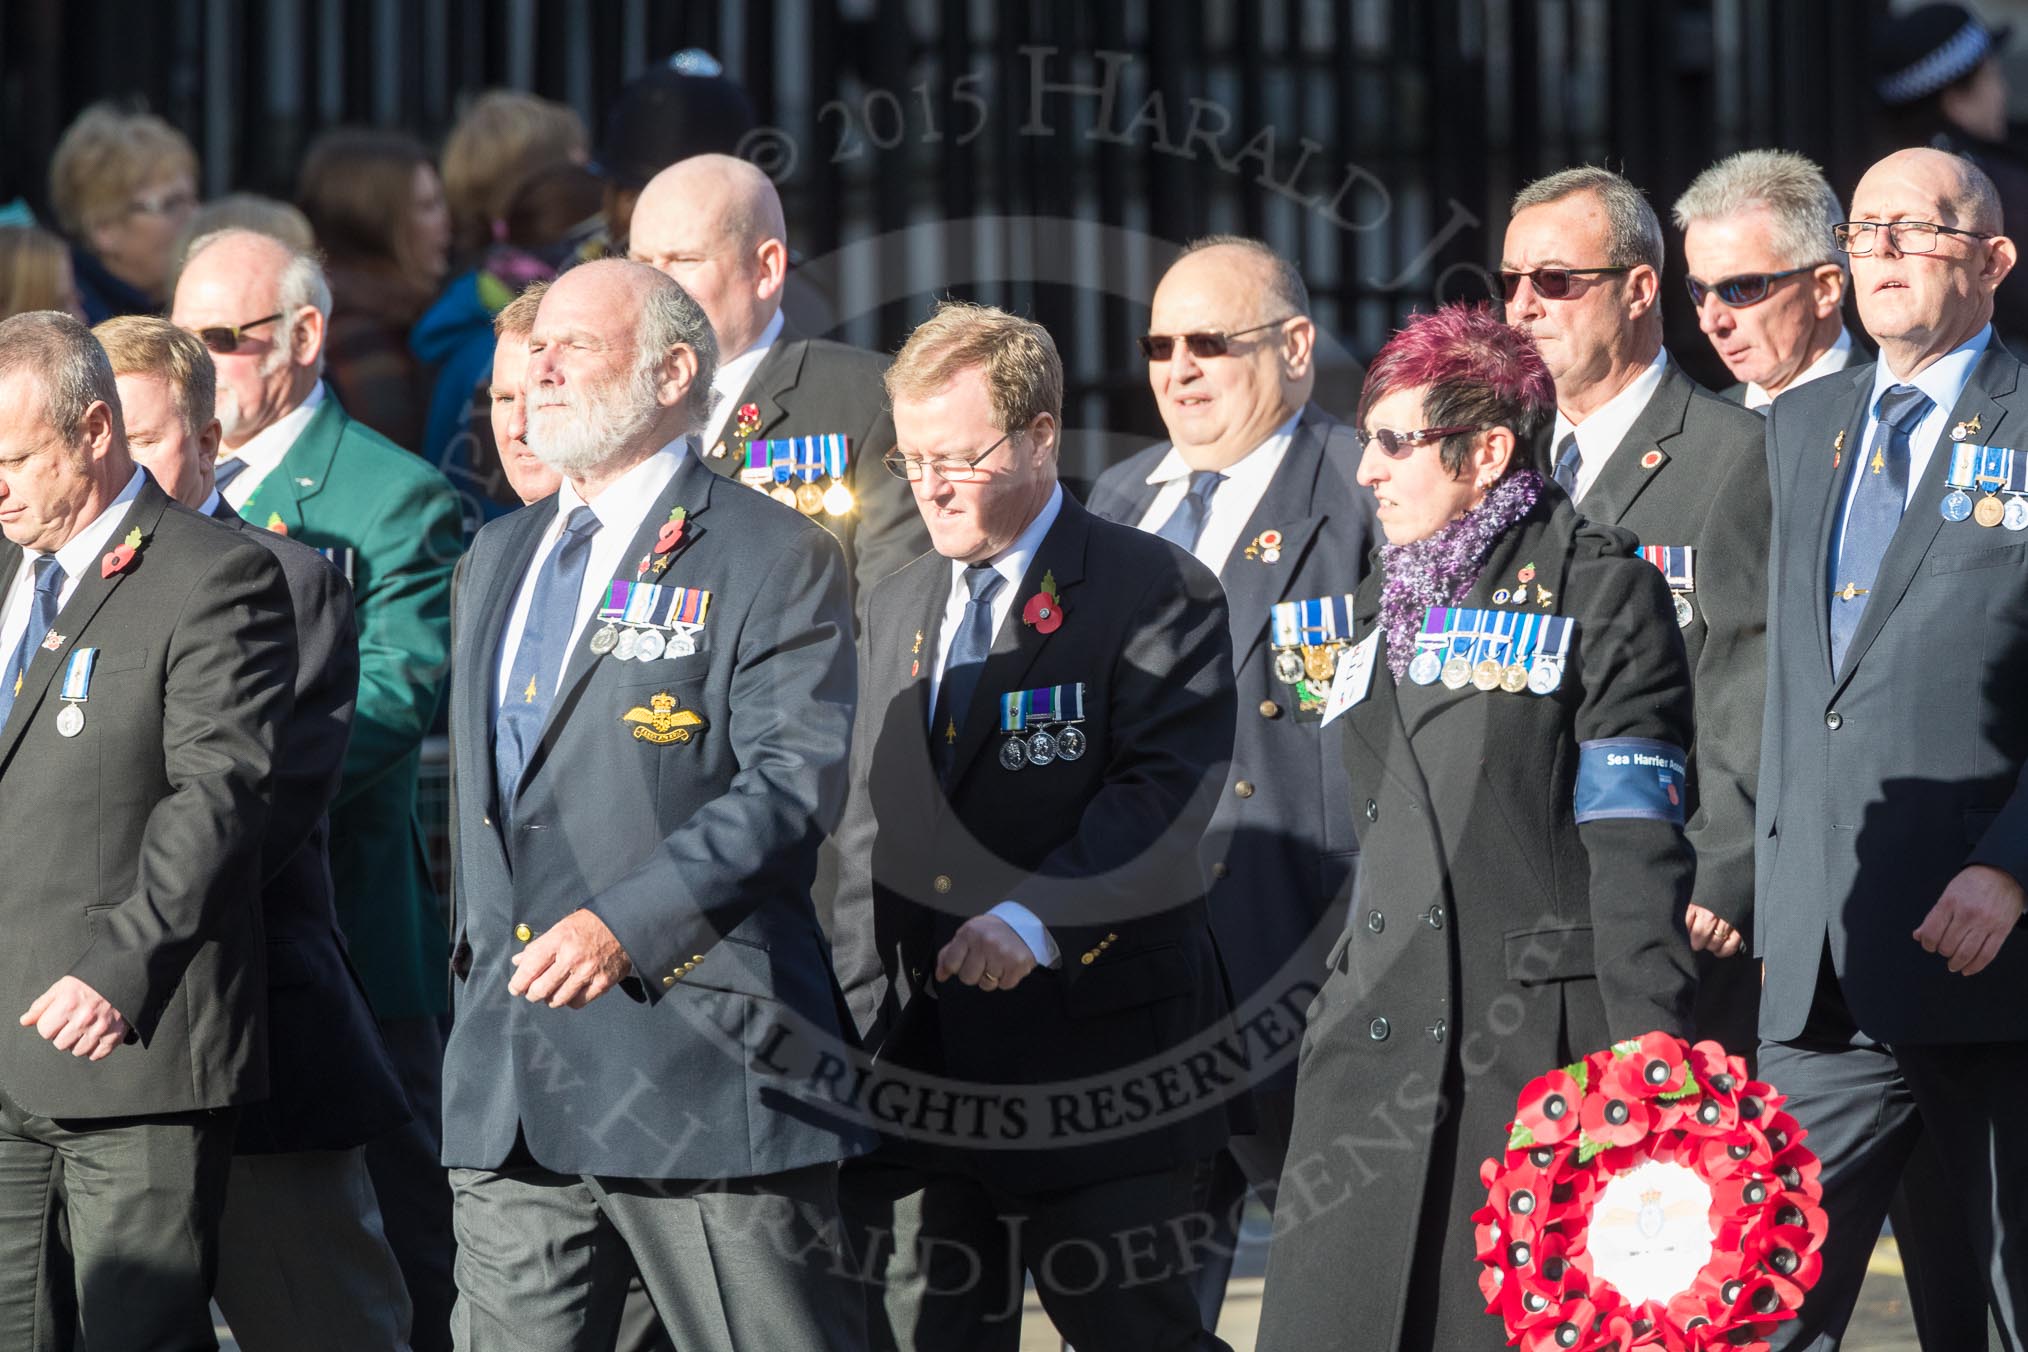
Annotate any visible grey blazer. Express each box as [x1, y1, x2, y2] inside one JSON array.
[[1758, 341, 2028, 1043], [442, 449, 870, 1179]]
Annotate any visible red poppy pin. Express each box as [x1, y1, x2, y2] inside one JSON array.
[[100, 526, 144, 578], [1022, 569, 1064, 634], [265, 512, 288, 536]]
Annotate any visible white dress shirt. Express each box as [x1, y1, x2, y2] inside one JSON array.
[[1745, 328, 1855, 410], [222, 380, 327, 510], [700, 310, 786, 452], [1552, 347, 1670, 500], [928, 482, 1066, 968], [493, 442, 688, 708], [1134, 411, 1300, 572], [1835, 325, 1991, 568], [0, 469, 145, 669]]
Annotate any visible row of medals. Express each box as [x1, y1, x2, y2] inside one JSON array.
[[1000, 723, 1088, 770], [756, 478, 855, 518], [1409, 645, 1559, 694], [590, 623, 694, 662], [1272, 643, 1340, 688], [1942, 484, 2028, 530]]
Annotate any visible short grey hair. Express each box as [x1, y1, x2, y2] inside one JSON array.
[[1512, 166, 1666, 272], [636, 272, 719, 436], [0, 310, 121, 446], [1176, 234, 1312, 319], [1672, 150, 1847, 274]]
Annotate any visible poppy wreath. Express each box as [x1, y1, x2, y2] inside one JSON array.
[[1475, 1033, 1827, 1352]]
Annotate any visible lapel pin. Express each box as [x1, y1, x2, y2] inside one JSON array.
[[1951, 414, 1982, 441], [1833, 429, 1845, 469], [1640, 450, 1663, 470], [100, 527, 145, 578], [1022, 570, 1065, 634]]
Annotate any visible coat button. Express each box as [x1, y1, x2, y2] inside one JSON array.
[[513, 923, 532, 943], [1368, 1017, 1390, 1041], [1365, 799, 1379, 822], [1824, 711, 1843, 731], [1233, 780, 1255, 799], [933, 874, 953, 893], [663, 975, 675, 987], [1258, 699, 1281, 719], [1366, 910, 1385, 933], [1428, 1019, 1447, 1042], [1425, 906, 1445, 929], [482, 814, 494, 827], [1210, 862, 1229, 879]]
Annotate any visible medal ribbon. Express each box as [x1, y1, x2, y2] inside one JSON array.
[[597, 581, 630, 622], [622, 583, 661, 626], [793, 437, 826, 485], [823, 434, 851, 480], [60, 647, 97, 702], [1946, 444, 1982, 489]]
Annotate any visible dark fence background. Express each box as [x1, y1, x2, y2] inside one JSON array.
[[1, 0, 1884, 475]]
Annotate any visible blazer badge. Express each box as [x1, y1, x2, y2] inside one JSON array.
[[622, 692, 706, 745]]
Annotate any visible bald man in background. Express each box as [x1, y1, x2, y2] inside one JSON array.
[[627, 153, 927, 609]]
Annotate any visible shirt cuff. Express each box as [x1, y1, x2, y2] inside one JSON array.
[[989, 901, 1061, 968]]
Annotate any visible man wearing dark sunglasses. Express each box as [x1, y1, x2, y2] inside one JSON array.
[[1505, 166, 1772, 1058], [1673, 150, 1860, 409], [1087, 235, 1378, 1328], [174, 227, 467, 1351]]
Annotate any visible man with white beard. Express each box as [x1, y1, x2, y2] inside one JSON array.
[[438, 259, 869, 1350], [173, 228, 465, 1351]]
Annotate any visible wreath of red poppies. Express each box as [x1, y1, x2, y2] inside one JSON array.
[[1476, 1033, 1827, 1352]]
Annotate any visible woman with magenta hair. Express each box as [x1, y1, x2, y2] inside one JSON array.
[[1254, 303, 1699, 1350]]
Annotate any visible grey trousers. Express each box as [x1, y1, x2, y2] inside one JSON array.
[[0, 1085, 234, 1352], [213, 1147, 413, 1351], [448, 1159, 865, 1352]]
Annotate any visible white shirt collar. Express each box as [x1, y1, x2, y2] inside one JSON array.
[[1868, 324, 1991, 425], [555, 438, 691, 536], [222, 380, 327, 509], [702, 309, 787, 450], [1746, 328, 1856, 409], [1552, 348, 1669, 499]]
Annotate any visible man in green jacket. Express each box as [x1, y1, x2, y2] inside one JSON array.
[[175, 227, 462, 1352]]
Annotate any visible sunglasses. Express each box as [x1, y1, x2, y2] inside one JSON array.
[[1684, 266, 1816, 309], [1137, 316, 1295, 361], [191, 313, 283, 355], [1355, 424, 1483, 457], [1498, 266, 1630, 302]]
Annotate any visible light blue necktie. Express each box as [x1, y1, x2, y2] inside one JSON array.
[[1154, 470, 1226, 552], [0, 556, 65, 728], [1552, 432, 1582, 497], [493, 506, 601, 811], [1830, 383, 1930, 669]]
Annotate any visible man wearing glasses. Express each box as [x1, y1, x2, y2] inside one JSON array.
[[1502, 166, 1771, 1062], [1085, 235, 1378, 1327], [1673, 150, 1860, 410], [831, 301, 1239, 1349], [1758, 146, 2028, 1349], [172, 228, 465, 1351]]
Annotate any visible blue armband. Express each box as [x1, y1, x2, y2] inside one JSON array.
[[1574, 738, 1688, 825]]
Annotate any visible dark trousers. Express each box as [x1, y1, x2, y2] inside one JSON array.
[[447, 1160, 864, 1352], [1759, 1030, 2028, 1350], [0, 1084, 234, 1352], [1185, 1085, 1296, 1329], [842, 1158, 1231, 1352], [365, 1015, 456, 1352]]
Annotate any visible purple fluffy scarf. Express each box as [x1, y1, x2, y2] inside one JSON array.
[[1377, 470, 1543, 680]]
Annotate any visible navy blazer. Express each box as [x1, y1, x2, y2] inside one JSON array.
[[1758, 341, 2028, 1043], [1086, 405, 1380, 1092], [442, 449, 870, 1179]]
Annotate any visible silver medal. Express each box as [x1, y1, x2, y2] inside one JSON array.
[[635, 630, 667, 661], [998, 737, 1029, 771], [614, 628, 641, 661], [1408, 649, 1442, 686], [1057, 726, 1087, 760], [1273, 650, 1306, 686], [1673, 593, 1694, 629], [666, 631, 696, 658], [590, 624, 620, 655], [56, 703, 83, 738], [1528, 662, 1561, 696], [1028, 729, 1058, 765], [2006, 498, 2028, 532], [1942, 489, 1975, 522]]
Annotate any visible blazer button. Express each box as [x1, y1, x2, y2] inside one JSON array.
[[482, 813, 494, 827], [1365, 799, 1379, 822], [1234, 781, 1255, 799], [1428, 1019, 1447, 1042], [933, 874, 953, 894], [1366, 910, 1385, 933], [1824, 711, 1843, 731], [692, 954, 705, 963], [663, 975, 675, 987], [1210, 861, 1229, 879], [513, 923, 532, 943], [1368, 1017, 1390, 1041], [1081, 952, 1096, 965], [1258, 699, 1281, 719], [1425, 906, 1445, 929]]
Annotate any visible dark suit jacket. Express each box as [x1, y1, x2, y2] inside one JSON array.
[[1258, 495, 1697, 1352], [830, 493, 1241, 1192], [1086, 406, 1380, 1092], [698, 327, 930, 609], [1568, 360, 1770, 945], [209, 502, 409, 1154], [1758, 341, 2028, 1044], [442, 449, 869, 1179], [235, 393, 463, 1020], [0, 476, 295, 1117]]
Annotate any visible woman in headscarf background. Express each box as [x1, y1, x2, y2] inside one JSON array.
[[1255, 303, 1698, 1352]]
